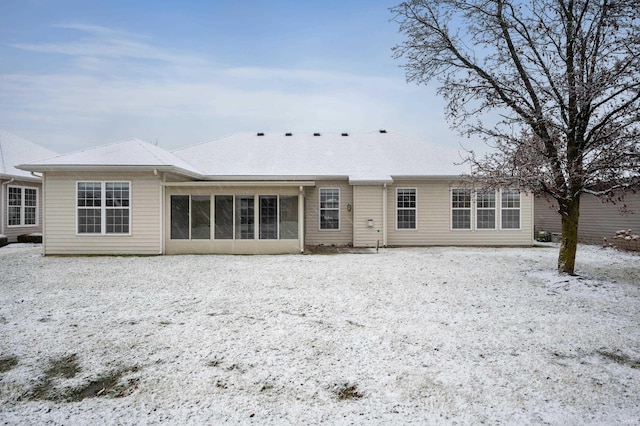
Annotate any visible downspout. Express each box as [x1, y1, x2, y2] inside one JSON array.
[[298, 186, 305, 253], [382, 183, 387, 247], [155, 170, 165, 255], [1, 178, 15, 237], [30, 173, 45, 255]]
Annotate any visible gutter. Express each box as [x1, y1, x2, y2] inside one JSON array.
[[1, 178, 15, 237]]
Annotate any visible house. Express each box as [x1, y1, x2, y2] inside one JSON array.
[[18, 130, 534, 255], [1, 129, 57, 243], [535, 193, 640, 245]]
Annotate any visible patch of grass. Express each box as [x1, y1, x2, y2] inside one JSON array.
[[65, 370, 140, 402], [0, 356, 18, 373], [597, 349, 640, 369], [331, 382, 363, 400], [27, 355, 139, 402]]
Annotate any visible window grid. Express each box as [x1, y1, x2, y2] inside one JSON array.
[[319, 188, 340, 230], [77, 182, 130, 234], [397, 188, 416, 229], [7, 186, 38, 227], [476, 190, 496, 229], [501, 189, 521, 229], [451, 189, 472, 229]]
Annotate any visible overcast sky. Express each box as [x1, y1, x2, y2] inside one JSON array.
[[0, 0, 468, 154]]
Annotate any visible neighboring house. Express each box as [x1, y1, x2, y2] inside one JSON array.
[[1, 129, 57, 242], [535, 193, 640, 245], [18, 131, 534, 255]]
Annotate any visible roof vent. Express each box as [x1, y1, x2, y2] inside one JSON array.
[[341, 132, 349, 136], [379, 129, 387, 133], [257, 132, 264, 136], [285, 132, 292, 136], [313, 132, 321, 136]]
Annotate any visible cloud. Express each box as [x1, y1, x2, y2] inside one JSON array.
[[0, 23, 455, 152]]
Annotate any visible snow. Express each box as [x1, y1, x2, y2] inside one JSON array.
[[173, 131, 467, 178], [0, 129, 57, 179], [0, 244, 638, 424], [18, 139, 202, 176]]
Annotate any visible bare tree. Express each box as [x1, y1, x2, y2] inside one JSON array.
[[392, 0, 640, 274]]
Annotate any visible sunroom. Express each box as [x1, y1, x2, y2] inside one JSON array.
[[163, 182, 312, 255]]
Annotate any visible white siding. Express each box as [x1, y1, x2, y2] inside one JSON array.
[[42, 171, 162, 255], [386, 180, 534, 246], [352, 185, 384, 247], [305, 181, 353, 246]]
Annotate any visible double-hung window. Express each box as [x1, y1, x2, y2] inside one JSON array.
[[476, 190, 496, 229], [451, 189, 471, 229], [7, 186, 38, 227], [319, 188, 340, 230], [501, 189, 521, 229], [397, 188, 416, 229], [77, 182, 130, 234]]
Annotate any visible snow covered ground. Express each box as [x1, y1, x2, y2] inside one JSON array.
[[0, 244, 638, 425]]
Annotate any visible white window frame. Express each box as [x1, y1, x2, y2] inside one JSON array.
[[76, 181, 131, 236], [319, 188, 340, 231], [476, 189, 496, 230], [396, 188, 417, 230], [450, 188, 472, 230], [7, 185, 38, 228], [500, 189, 521, 230]]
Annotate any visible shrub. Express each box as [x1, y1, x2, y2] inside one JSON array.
[[17, 233, 42, 244]]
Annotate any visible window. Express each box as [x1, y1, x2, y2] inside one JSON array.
[[170, 195, 211, 240], [236, 196, 255, 239], [214, 195, 233, 239], [476, 190, 496, 229], [501, 189, 521, 229], [397, 188, 417, 229], [319, 188, 340, 230], [279, 196, 298, 239], [451, 189, 471, 229], [171, 194, 299, 241], [259, 196, 277, 239], [170, 195, 189, 239], [77, 182, 129, 234], [7, 186, 38, 227], [191, 196, 211, 239]]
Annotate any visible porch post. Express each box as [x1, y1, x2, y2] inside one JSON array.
[[298, 186, 304, 253]]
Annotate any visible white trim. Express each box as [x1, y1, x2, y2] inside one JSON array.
[[500, 188, 522, 230], [6, 185, 39, 228], [395, 187, 417, 230], [319, 187, 341, 231], [75, 181, 132, 236], [475, 189, 497, 231], [450, 188, 472, 231]]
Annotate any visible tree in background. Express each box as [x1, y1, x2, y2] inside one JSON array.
[[392, 0, 640, 274]]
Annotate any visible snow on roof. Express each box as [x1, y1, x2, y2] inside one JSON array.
[[18, 131, 467, 180], [18, 138, 203, 177], [0, 129, 58, 179], [174, 131, 467, 179]]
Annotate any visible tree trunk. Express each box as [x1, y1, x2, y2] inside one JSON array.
[[557, 196, 580, 275]]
